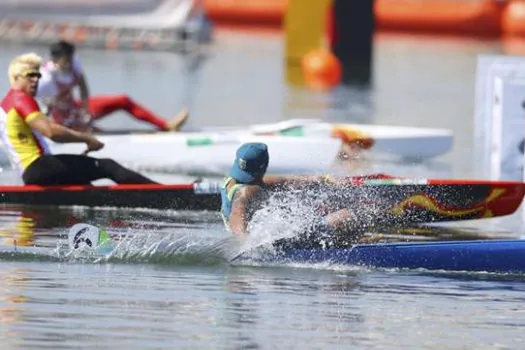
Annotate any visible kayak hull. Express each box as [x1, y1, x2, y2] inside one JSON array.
[[240, 239, 525, 273], [0, 121, 453, 175], [2, 239, 524, 274], [0, 183, 221, 211], [0, 179, 521, 225]]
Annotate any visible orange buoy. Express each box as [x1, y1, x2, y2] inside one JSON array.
[[301, 49, 342, 91], [502, 0, 525, 37]]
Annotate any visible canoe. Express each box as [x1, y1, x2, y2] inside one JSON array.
[[0, 183, 221, 211], [0, 177, 522, 225], [42, 121, 453, 176], [238, 239, 525, 273]]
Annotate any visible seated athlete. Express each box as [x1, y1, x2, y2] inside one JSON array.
[[37, 40, 188, 132], [0, 52, 158, 186], [220, 142, 358, 243]]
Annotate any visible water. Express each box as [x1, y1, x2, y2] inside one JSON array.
[[4, 263, 525, 349], [0, 28, 524, 348], [1, 205, 525, 349]]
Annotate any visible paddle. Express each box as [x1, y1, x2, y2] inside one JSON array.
[[68, 223, 115, 253]]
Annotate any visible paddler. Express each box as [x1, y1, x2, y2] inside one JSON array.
[[36, 40, 189, 132], [0, 52, 158, 185], [220, 142, 358, 242]]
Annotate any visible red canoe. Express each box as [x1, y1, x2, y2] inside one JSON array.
[[0, 178, 522, 225]]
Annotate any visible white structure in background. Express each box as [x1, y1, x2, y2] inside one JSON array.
[[474, 55, 525, 181], [0, 0, 212, 51]]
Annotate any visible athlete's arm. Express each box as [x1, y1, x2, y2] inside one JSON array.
[[73, 56, 90, 110], [15, 93, 98, 146], [77, 74, 90, 110], [27, 114, 103, 151], [229, 186, 260, 236]]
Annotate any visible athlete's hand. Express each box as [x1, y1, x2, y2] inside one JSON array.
[[85, 136, 104, 152]]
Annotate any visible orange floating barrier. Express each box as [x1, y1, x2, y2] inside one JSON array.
[[203, 0, 287, 27], [502, 0, 525, 37], [204, 0, 505, 36], [375, 0, 503, 36]]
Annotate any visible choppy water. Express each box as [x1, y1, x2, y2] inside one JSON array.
[[0, 28, 524, 348]]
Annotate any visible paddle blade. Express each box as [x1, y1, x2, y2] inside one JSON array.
[[68, 223, 113, 251]]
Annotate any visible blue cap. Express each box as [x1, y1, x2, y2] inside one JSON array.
[[229, 142, 269, 183]]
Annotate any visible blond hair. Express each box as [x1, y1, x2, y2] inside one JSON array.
[[8, 53, 42, 85]]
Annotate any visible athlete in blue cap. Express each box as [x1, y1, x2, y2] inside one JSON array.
[[220, 142, 355, 238]]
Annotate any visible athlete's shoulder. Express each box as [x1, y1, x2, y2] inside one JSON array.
[[1, 89, 30, 108], [234, 184, 262, 200], [12, 89, 38, 105], [9, 90, 40, 117], [0, 89, 13, 111]]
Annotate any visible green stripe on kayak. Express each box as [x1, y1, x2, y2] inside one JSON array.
[[186, 137, 214, 147], [279, 126, 304, 136]]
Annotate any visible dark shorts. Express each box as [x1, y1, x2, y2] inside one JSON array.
[[22, 154, 155, 186]]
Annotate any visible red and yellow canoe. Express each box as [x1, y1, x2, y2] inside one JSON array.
[[0, 177, 522, 225]]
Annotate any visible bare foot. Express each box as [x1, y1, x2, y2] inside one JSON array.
[[166, 108, 189, 131]]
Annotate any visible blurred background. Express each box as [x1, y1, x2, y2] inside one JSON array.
[[1, 0, 525, 179]]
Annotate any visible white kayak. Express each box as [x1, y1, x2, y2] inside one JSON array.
[[47, 120, 453, 175], [0, 120, 453, 175]]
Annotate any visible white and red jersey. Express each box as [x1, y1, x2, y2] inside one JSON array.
[[37, 55, 84, 127]]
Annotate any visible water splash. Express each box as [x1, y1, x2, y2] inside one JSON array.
[[63, 226, 241, 265], [230, 186, 371, 261]]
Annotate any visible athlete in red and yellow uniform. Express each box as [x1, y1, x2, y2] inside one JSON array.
[[0, 86, 51, 174], [0, 52, 157, 186]]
